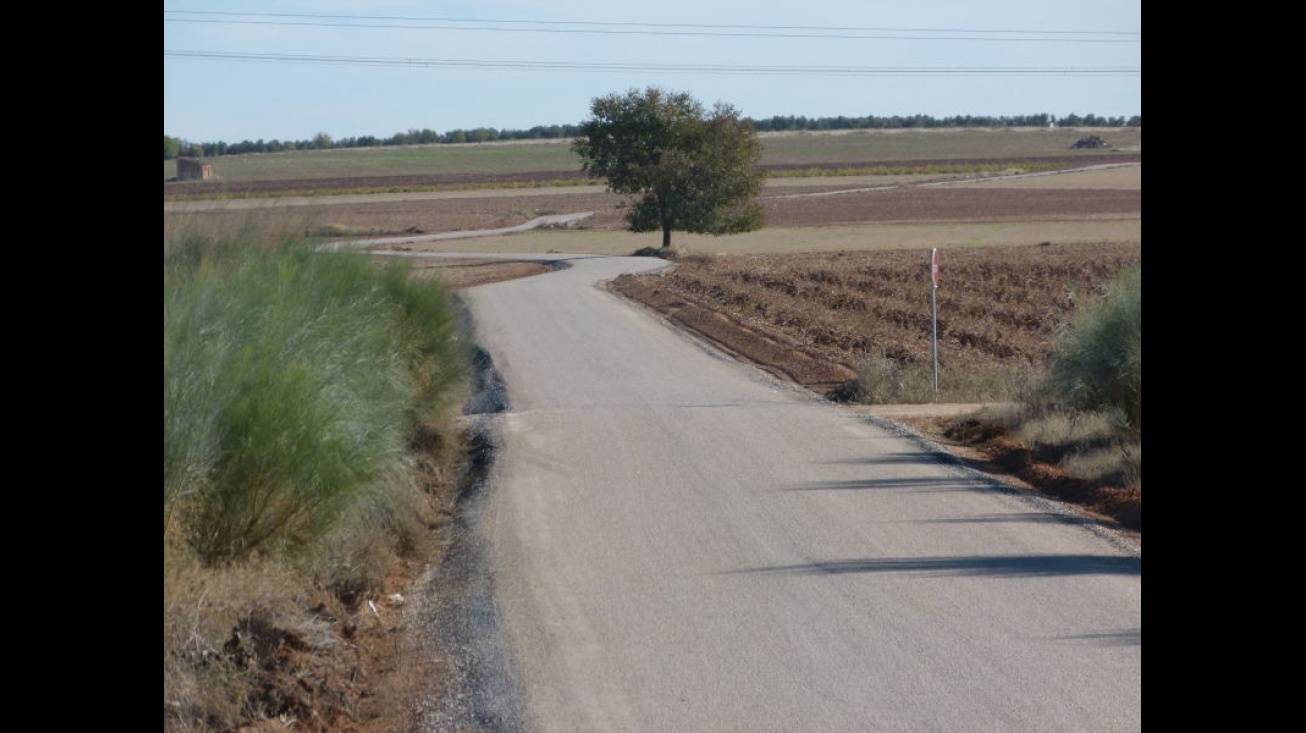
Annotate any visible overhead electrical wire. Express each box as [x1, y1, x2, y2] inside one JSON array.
[[162, 11, 1140, 43], [163, 50, 1138, 76]]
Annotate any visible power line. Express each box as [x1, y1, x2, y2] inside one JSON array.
[[164, 50, 1140, 76], [163, 11, 1140, 43]]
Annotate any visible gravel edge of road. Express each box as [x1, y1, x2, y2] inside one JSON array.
[[411, 306, 528, 733]]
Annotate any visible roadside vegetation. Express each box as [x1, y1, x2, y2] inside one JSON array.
[[163, 223, 471, 732], [948, 262, 1141, 509]]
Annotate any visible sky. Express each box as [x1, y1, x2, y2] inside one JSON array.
[[163, 1, 1142, 144]]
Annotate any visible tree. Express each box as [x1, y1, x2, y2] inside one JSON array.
[[572, 86, 765, 249]]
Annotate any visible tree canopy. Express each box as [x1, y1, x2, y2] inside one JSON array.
[[572, 86, 765, 249]]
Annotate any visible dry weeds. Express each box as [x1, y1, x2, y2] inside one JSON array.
[[164, 422, 468, 733]]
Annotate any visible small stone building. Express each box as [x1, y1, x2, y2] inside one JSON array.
[[176, 157, 213, 180]]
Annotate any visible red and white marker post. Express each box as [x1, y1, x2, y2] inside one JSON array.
[[930, 248, 939, 394]]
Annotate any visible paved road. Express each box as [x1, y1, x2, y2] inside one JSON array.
[[457, 254, 1141, 732]]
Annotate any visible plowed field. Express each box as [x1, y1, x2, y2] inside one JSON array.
[[164, 158, 1141, 244], [610, 242, 1141, 396]]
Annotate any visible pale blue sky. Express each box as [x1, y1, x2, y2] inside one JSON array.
[[163, 1, 1141, 144]]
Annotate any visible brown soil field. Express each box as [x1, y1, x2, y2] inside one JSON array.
[[162, 154, 1138, 198], [609, 243, 1142, 394], [164, 168, 1140, 248]]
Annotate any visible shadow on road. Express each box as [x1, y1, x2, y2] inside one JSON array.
[[736, 554, 1140, 578]]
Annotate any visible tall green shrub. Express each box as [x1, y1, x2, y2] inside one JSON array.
[[1044, 266, 1141, 431], [163, 237, 467, 564]]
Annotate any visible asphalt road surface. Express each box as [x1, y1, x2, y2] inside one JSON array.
[[455, 253, 1141, 732]]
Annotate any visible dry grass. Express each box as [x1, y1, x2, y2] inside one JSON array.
[[757, 126, 1141, 164], [163, 415, 468, 733]]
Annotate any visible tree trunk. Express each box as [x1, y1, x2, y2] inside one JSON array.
[[660, 197, 672, 249]]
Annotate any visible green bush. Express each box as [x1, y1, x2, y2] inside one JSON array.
[[1043, 266, 1141, 431], [163, 235, 467, 565]]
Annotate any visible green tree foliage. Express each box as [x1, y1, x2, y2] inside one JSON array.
[[1045, 266, 1142, 431], [572, 86, 765, 249]]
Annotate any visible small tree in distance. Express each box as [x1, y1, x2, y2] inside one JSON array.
[[572, 86, 765, 250]]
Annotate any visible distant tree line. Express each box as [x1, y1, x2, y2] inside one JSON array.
[[746, 112, 1139, 132], [164, 113, 1140, 161]]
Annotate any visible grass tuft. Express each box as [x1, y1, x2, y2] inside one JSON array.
[[849, 353, 1038, 405]]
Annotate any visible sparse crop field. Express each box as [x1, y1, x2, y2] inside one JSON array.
[[611, 242, 1141, 398], [162, 138, 584, 183], [756, 126, 1141, 165]]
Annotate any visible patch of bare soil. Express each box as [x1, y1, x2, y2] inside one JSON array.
[[163, 155, 1140, 248], [162, 154, 1140, 199], [308, 182, 1133, 241], [399, 257, 558, 290], [174, 180, 1138, 252], [606, 274, 858, 394]]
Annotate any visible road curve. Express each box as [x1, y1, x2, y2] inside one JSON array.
[[455, 253, 1140, 732]]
